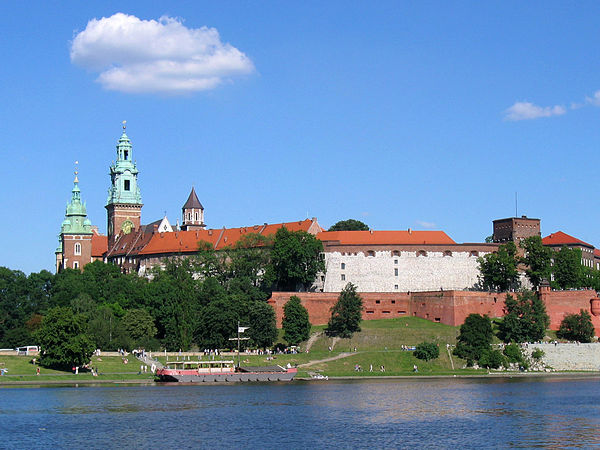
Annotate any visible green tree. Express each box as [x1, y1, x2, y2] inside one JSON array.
[[35, 306, 94, 369], [453, 314, 493, 365], [325, 283, 363, 338], [478, 348, 505, 369], [503, 343, 524, 364], [247, 302, 278, 349], [282, 296, 311, 345], [121, 308, 158, 349], [328, 219, 370, 231], [553, 246, 583, 289], [520, 236, 552, 289], [194, 298, 238, 349], [498, 291, 549, 343], [557, 309, 595, 343], [266, 227, 325, 291], [477, 241, 520, 292], [414, 342, 440, 361]]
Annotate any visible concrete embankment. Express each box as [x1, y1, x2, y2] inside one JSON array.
[[527, 343, 600, 371]]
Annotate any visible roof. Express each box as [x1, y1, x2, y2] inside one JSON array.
[[542, 231, 594, 248], [121, 218, 321, 256], [317, 230, 456, 246], [91, 230, 108, 257], [182, 187, 203, 210]]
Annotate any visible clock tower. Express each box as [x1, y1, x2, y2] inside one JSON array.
[[106, 121, 143, 248]]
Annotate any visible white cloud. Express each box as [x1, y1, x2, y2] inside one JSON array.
[[416, 220, 436, 229], [70, 13, 254, 94], [585, 90, 600, 106], [504, 102, 566, 121]]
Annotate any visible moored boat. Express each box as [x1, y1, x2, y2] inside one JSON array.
[[156, 360, 297, 382]]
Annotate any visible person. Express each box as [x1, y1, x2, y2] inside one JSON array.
[[413, 364, 418, 373], [36, 367, 40, 376], [369, 364, 373, 372]]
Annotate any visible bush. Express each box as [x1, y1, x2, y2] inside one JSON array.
[[531, 348, 545, 360], [503, 343, 524, 364], [478, 349, 505, 369], [557, 309, 595, 343], [414, 342, 440, 361]]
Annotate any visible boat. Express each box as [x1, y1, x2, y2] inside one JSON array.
[[155, 359, 297, 382]]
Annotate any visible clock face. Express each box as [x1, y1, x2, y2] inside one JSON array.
[[121, 220, 134, 234]]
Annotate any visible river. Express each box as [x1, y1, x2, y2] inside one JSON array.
[[1, 377, 599, 448]]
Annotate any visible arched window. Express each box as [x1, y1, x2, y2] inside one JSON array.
[[73, 261, 79, 269], [195, 212, 198, 221], [74, 242, 81, 255], [366, 250, 375, 257], [470, 251, 479, 257], [417, 250, 427, 257], [444, 250, 452, 257], [392, 250, 400, 256]]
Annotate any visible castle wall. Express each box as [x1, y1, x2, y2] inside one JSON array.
[[268, 289, 600, 333]]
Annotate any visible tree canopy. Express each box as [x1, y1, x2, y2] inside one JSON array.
[[520, 236, 552, 289], [328, 219, 370, 231], [498, 290, 549, 343], [557, 310, 595, 343], [477, 241, 520, 292], [325, 283, 363, 338], [552, 246, 583, 289], [282, 296, 311, 345], [453, 314, 493, 365]]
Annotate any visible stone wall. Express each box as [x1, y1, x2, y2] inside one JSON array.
[[526, 343, 600, 371], [322, 248, 492, 293]]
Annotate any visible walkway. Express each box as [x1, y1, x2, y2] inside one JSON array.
[[299, 352, 354, 368]]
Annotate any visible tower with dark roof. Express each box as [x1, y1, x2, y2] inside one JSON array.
[[181, 187, 205, 230]]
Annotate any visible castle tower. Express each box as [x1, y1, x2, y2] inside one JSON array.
[[181, 187, 205, 230], [106, 121, 143, 247], [55, 166, 93, 272]]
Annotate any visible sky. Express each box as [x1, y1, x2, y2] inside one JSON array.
[[2, 1, 600, 274]]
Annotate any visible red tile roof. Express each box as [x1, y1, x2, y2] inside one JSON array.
[[542, 231, 594, 248], [137, 219, 320, 256], [91, 230, 108, 257], [317, 230, 456, 246]]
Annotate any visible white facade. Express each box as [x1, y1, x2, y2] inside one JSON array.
[[322, 249, 492, 292]]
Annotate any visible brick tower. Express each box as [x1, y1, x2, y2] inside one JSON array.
[[55, 166, 93, 272], [106, 121, 143, 248]]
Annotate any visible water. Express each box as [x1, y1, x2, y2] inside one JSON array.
[[1, 377, 599, 448]]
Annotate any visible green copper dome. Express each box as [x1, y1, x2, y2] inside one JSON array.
[[60, 173, 92, 235], [107, 123, 142, 205]]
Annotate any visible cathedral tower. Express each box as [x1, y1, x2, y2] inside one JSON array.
[[181, 187, 205, 230], [55, 166, 93, 272], [106, 122, 143, 247]]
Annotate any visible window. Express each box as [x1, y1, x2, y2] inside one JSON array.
[[341, 262, 346, 270], [392, 250, 400, 256], [124, 150, 129, 160], [124, 179, 130, 191], [417, 250, 427, 257], [394, 268, 398, 276], [341, 274, 345, 281], [394, 259, 398, 264], [195, 212, 198, 221], [391, 300, 396, 304], [367, 250, 375, 257], [470, 251, 479, 257], [74, 242, 81, 255], [394, 284, 398, 290], [398, 310, 406, 314], [444, 250, 452, 257], [375, 300, 380, 304], [73, 261, 79, 269]]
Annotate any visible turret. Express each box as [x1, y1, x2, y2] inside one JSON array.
[[181, 187, 205, 230]]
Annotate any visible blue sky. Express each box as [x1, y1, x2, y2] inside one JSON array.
[[2, 2, 600, 274]]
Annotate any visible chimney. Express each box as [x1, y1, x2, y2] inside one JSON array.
[[408, 228, 412, 234]]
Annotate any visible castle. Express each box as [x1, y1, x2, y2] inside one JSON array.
[[55, 125, 600, 331]]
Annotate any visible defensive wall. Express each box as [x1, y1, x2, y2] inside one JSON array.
[[268, 289, 600, 331]]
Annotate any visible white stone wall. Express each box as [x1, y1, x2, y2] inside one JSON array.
[[322, 250, 491, 292]]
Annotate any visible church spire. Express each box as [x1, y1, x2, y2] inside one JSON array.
[[181, 186, 205, 230]]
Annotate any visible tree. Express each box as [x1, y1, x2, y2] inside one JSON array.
[[478, 348, 505, 369], [194, 299, 238, 349], [414, 342, 440, 361], [328, 219, 369, 231], [520, 236, 552, 289], [498, 291, 550, 343], [121, 308, 158, 349], [282, 296, 311, 345], [266, 227, 325, 291], [247, 302, 278, 349], [477, 242, 520, 292], [453, 314, 493, 365], [325, 283, 363, 338], [553, 246, 583, 289], [557, 309, 595, 343], [35, 306, 94, 370]]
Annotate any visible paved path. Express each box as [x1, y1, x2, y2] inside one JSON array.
[[304, 332, 323, 352], [299, 352, 354, 368], [134, 353, 163, 370]]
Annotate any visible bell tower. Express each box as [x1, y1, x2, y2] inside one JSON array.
[[181, 187, 206, 230], [106, 121, 143, 247]]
